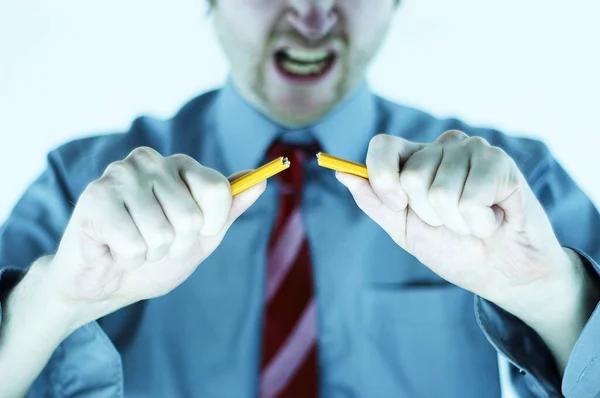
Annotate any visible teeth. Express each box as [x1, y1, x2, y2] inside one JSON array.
[[282, 60, 326, 75], [284, 48, 330, 63]]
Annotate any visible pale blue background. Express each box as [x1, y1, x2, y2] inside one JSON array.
[[1, 1, 599, 396]]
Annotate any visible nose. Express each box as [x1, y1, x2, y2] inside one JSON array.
[[287, 0, 339, 42]]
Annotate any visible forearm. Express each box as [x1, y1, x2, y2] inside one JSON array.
[[0, 256, 77, 398]]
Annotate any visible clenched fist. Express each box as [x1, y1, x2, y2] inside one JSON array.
[[337, 131, 589, 324], [48, 147, 266, 330]]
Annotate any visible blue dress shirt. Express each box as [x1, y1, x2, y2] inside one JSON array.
[[1, 80, 600, 398]]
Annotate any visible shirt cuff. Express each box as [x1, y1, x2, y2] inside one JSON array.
[[29, 320, 125, 397], [475, 248, 600, 398], [561, 249, 600, 398], [475, 295, 562, 396]]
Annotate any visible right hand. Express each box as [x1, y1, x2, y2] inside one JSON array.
[[46, 146, 266, 330]]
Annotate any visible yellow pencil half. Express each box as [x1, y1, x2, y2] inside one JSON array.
[[316, 152, 368, 179], [230, 157, 291, 196]]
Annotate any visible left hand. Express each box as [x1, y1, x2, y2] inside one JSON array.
[[337, 130, 585, 321]]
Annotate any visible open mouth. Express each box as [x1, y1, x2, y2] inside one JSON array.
[[274, 48, 337, 79]]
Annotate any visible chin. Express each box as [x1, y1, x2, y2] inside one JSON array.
[[264, 88, 340, 127]]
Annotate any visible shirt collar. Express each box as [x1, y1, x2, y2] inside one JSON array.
[[213, 78, 378, 173]]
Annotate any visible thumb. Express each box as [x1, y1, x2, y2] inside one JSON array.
[[226, 170, 267, 225], [336, 171, 408, 250]]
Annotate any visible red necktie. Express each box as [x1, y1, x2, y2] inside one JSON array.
[[259, 142, 319, 398]]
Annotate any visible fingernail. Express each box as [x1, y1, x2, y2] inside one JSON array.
[[384, 193, 407, 211]]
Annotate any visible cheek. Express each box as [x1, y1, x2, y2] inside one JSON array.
[[343, 0, 395, 45], [217, 0, 279, 38]]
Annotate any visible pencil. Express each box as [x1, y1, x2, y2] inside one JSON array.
[[316, 152, 368, 179], [230, 157, 291, 196]]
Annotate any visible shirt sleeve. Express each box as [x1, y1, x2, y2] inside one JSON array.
[[475, 153, 600, 398], [0, 150, 123, 397]]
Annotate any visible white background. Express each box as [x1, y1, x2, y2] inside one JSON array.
[[1, 1, 599, 395]]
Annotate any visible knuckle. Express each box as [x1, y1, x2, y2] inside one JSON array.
[[128, 147, 164, 169], [458, 197, 479, 219], [147, 226, 176, 248], [466, 136, 490, 149], [130, 146, 160, 160], [458, 197, 474, 212], [370, 133, 390, 146], [119, 239, 148, 261], [428, 186, 451, 208], [476, 146, 513, 172], [399, 169, 423, 191], [487, 146, 510, 163], [403, 146, 439, 170], [368, 133, 396, 151], [100, 162, 139, 191], [176, 209, 204, 234], [104, 160, 135, 179], [371, 168, 399, 189], [83, 178, 124, 204], [168, 153, 195, 165], [439, 129, 468, 142], [84, 179, 109, 199], [204, 173, 233, 199]]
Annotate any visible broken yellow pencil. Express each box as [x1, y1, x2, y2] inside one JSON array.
[[230, 157, 290, 196], [316, 152, 368, 179]]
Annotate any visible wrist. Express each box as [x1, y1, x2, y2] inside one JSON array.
[[523, 249, 598, 329], [0, 257, 87, 395], [9, 256, 84, 339], [502, 248, 600, 374], [500, 248, 599, 372]]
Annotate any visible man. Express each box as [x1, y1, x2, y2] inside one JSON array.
[[1, 0, 599, 397]]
